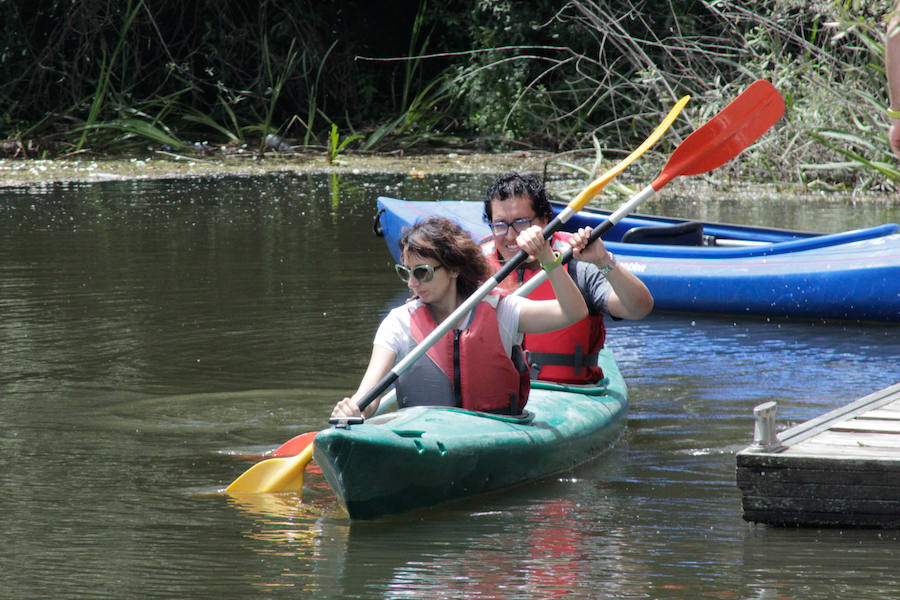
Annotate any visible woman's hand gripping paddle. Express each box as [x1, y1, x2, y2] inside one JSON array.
[[224, 96, 690, 494], [514, 80, 786, 298]]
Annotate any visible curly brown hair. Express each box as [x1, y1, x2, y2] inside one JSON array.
[[398, 217, 491, 297]]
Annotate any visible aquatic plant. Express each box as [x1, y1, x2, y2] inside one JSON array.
[[327, 124, 362, 164], [0, 0, 897, 192]]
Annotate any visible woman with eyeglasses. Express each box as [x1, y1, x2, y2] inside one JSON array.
[[331, 216, 587, 419]]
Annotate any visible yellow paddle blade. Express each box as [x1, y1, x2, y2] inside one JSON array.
[[569, 95, 690, 213], [225, 443, 314, 493]]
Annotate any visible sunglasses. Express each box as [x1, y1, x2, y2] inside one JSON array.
[[489, 217, 534, 236], [395, 263, 443, 283]]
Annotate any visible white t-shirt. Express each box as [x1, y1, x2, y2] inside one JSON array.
[[373, 294, 526, 360]]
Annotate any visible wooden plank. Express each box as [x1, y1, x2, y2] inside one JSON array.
[[742, 509, 900, 527], [790, 430, 900, 451], [809, 429, 900, 445], [772, 383, 900, 448], [829, 418, 900, 434], [878, 398, 900, 412], [736, 464, 900, 486], [744, 494, 900, 515], [777, 445, 900, 460], [858, 409, 900, 421], [737, 451, 900, 470], [738, 480, 900, 501]]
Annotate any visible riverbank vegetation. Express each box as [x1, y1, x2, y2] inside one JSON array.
[[2, 0, 898, 192]]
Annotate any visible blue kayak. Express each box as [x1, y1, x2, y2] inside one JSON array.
[[313, 350, 628, 520], [375, 196, 900, 322]]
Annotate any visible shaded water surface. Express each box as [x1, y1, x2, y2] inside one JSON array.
[[1, 173, 899, 599]]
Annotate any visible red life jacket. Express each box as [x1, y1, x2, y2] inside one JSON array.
[[481, 232, 606, 384], [403, 293, 530, 414]]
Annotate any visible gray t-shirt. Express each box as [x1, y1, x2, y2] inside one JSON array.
[[568, 259, 613, 316], [512, 259, 612, 316]]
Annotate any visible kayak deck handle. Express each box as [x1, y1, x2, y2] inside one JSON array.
[[392, 429, 426, 438]]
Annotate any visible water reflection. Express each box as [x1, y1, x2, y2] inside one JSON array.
[[1, 173, 899, 600], [222, 482, 635, 599]]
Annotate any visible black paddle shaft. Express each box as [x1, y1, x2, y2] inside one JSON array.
[[550, 216, 614, 269], [492, 214, 568, 282], [330, 215, 567, 426]]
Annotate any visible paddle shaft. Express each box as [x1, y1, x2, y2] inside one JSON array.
[[225, 97, 692, 491], [513, 80, 784, 298], [339, 97, 690, 419], [511, 186, 653, 297], [345, 210, 583, 417], [225, 83, 784, 492]]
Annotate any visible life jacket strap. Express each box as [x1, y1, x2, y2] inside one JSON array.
[[526, 345, 601, 378], [453, 329, 462, 407]]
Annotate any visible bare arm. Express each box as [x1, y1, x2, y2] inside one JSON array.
[[570, 226, 654, 320], [514, 225, 589, 333], [888, 2, 900, 158], [331, 343, 397, 419]]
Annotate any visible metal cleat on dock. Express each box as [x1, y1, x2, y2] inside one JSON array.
[[750, 401, 785, 452]]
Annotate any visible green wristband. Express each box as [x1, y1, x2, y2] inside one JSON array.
[[888, 108, 900, 119], [541, 251, 563, 272]]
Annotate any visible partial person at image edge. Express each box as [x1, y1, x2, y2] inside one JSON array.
[[887, 1, 900, 158]]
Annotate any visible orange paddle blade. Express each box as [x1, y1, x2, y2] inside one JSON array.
[[269, 430, 318, 458], [652, 80, 785, 190]]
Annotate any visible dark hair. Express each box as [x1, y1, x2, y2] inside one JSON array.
[[483, 172, 553, 224], [398, 217, 491, 298]]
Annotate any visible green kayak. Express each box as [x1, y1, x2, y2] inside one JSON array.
[[313, 349, 628, 519]]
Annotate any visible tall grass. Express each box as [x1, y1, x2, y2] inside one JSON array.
[[256, 37, 301, 156], [1, 1, 896, 191], [354, 0, 459, 151], [445, 0, 898, 190], [302, 41, 338, 148], [75, 0, 145, 151]]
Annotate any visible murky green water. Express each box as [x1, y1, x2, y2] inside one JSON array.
[[1, 173, 899, 599]]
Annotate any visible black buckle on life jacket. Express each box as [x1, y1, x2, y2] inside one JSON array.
[[573, 344, 586, 375], [526, 345, 600, 379], [525, 350, 541, 379]]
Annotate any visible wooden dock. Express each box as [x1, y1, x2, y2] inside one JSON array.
[[736, 382, 900, 527]]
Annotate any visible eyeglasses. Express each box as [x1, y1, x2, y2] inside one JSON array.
[[489, 217, 534, 236], [395, 263, 443, 283]]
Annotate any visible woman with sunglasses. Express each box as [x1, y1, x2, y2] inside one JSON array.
[[331, 216, 587, 419]]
